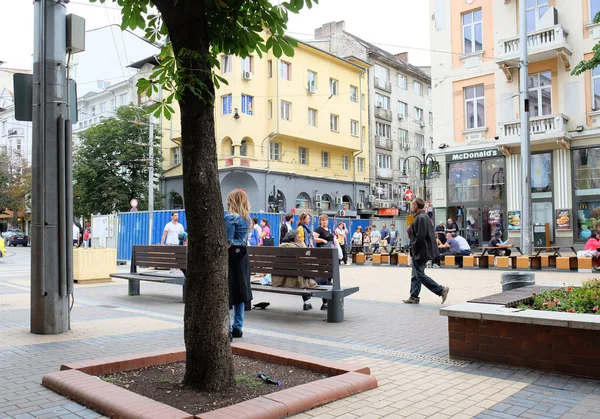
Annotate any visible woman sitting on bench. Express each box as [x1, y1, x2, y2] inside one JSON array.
[[581, 231, 600, 272]]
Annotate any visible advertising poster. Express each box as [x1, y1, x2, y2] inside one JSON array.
[[555, 209, 571, 231], [508, 211, 521, 230]]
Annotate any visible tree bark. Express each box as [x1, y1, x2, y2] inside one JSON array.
[[159, 0, 235, 391]]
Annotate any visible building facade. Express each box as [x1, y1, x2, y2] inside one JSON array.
[[161, 37, 370, 216], [429, 0, 600, 246], [308, 21, 433, 217], [0, 67, 32, 163]]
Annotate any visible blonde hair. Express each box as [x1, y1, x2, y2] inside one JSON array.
[[227, 189, 250, 220], [319, 214, 329, 223]]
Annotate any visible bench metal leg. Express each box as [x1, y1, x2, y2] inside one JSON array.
[[129, 280, 140, 296], [327, 290, 344, 323]]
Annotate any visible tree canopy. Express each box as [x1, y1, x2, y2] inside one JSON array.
[[73, 105, 162, 217], [0, 151, 31, 219]]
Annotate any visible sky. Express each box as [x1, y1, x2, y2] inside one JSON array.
[[0, 0, 431, 70]]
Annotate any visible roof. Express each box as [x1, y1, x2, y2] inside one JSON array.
[[344, 32, 430, 83], [128, 55, 160, 70], [295, 37, 369, 71]]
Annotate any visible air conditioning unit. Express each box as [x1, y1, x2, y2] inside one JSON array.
[[335, 197, 343, 205], [382, 202, 391, 208], [243, 71, 253, 80], [313, 194, 322, 202], [368, 195, 375, 203], [315, 202, 322, 209], [419, 121, 426, 128], [338, 210, 346, 217], [398, 114, 404, 120], [307, 81, 316, 93], [356, 202, 365, 210], [7, 129, 18, 136]]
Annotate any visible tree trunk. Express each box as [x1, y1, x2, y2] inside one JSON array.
[[159, 1, 235, 391]]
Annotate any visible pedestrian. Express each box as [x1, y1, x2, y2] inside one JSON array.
[[380, 223, 390, 249], [403, 198, 450, 305], [389, 223, 398, 250], [248, 218, 260, 246], [225, 189, 252, 340], [363, 226, 371, 255], [351, 226, 363, 254], [74, 218, 84, 247], [279, 214, 293, 244], [83, 228, 90, 248], [370, 224, 381, 253], [259, 218, 274, 246], [335, 222, 349, 265], [312, 214, 335, 310], [297, 213, 314, 247], [252, 217, 262, 245], [161, 212, 184, 245], [72, 222, 80, 248], [446, 218, 458, 234]]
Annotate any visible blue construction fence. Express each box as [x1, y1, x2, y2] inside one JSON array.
[[115, 210, 374, 261]]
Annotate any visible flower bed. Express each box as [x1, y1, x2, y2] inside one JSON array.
[[520, 279, 600, 314]]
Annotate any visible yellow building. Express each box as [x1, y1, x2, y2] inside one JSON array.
[[161, 38, 370, 215]]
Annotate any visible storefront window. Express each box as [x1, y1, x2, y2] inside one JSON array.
[[531, 153, 552, 198], [448, 161, 480, 203], [573, 148, 600, 195], [482, 158, 505, 202], [576, 201, 600, 240]]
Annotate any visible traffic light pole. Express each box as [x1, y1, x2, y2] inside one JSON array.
[[31, 0, 72, 334]]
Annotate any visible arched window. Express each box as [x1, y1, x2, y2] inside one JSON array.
[[170, 192, 184, 210], [295, 192, 310, 209], [240, 139, 247, 156], [321, 194, 332, 210], [221, 137, 233, 157], [342, 195, 352, 211]]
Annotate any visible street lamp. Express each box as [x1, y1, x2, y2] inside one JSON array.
[[400, 150, 440, 201]]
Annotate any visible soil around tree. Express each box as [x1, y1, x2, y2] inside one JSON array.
[[101, 355, 328, 414]]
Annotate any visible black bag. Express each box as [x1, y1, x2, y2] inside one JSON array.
[[263, 237, 275, 246]]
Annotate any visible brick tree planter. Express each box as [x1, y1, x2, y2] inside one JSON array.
[[441, 294, 600, 380], [42, 342, 377, 419]]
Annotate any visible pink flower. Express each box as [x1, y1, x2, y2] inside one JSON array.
[[568, 287, 573, 292], [568, 309, 575, 313], [555, 298, 561, 305], [532, 293, 537, 297], [594, 306, 599, 312]]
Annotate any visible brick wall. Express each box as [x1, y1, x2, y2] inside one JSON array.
[[448, 317, 600, 379]]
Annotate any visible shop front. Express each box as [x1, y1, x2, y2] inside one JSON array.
[[573, 146, 600, 242], [445, 149, 506, 247]]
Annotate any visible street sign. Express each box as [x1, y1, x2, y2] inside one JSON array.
[[130, 198, 138, 208], [14, 74, 78, 122], [404, 189, 414, 201]]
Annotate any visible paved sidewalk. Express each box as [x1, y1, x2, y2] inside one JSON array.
[[2, 247, 600, 418]]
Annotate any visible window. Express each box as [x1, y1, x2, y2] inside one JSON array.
[[413, 81, 423, 96], [329, 78, 339, 96], [99, 102, 106, 113], [350, 120, 359, 136], [16, 139, 21, 151], [308, 108, 317, 126], [330, 114, 339, 131], [397, 74, 407, 89], [357, 157, 365, 173], [462, 9, 483, 54], [374, 64, 390, 87], [531, 152, 552, 197], [222, 94, 232, 115], [464, 85, 485, 129], [221, 54, 233, 73], [267, 60, 273, 78], [591, 0, 600, 23], [280, 61, 291, 80], [528, 71, 552, 117], [240, 140, 248, 156], [414, 107, 424, 121], [377, 154, 392, 169], [267, 100, 273, 119], [527, 0, 549, 32], [593, 66, 600, 111], [307, 70, 317, 91], [117, 93, 128, 106], [398, 101, 408, 117], [321, 151, 330, 168], [269, 142, 281, 161], [399, 129, 409, 148], [321, 194, 332, 210], [375, 122, 391, 139], [241, 94, 253, 115], [350, 85, 358, 102], [296, 192, 310, 209], [415, 133, 425, 149], [428, 87, 432, 100], [171, 147, 181, 165], [241, 56, 253, 73], [299, 147, 308, 165], [429, 112, 433, 125], [342, 155, 349, 171], [281, 101, 291, 120], [375, 93, 391, 110]]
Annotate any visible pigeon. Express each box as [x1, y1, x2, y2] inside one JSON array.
[[253, 302, 270, 310]]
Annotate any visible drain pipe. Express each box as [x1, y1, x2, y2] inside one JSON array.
[[353, 69, 366, 207], [263, 58, 280, 211]]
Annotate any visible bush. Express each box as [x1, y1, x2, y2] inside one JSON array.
[[520, 279, 600, 314]]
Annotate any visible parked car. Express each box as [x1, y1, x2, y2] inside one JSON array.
[[2, 229, 23, 239], [0, 238, 5, 258], [5, 232, 29, 247]]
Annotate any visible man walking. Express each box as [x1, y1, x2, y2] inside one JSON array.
[[403, 198, 449, 304], [280, 214, 293, 244], [161, 212, 184, 245]]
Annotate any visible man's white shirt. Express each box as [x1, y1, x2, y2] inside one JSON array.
[[164, 222, 184, 245]]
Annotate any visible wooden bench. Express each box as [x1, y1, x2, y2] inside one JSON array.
[[110, 245, 187, 298], [247, 246, 358, 323]]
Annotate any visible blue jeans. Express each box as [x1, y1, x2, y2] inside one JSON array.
[[410, 259, 443, 299], [230, 302, 245, 331]]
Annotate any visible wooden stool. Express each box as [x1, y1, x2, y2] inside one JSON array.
[[516, 257, 530, 269], [496, 256, 510, 269], [477, 255, 490, 269], [355, 253, 365, 265], [540, 254, 550, 267], [463, 256, 477, 268], [557, 256, 578, 271], [530, 256, 542, 270], [381, 254, 390, 264], [390, 253, 398, 265], [578, 257, 593, 273], [509, 255, 518, 269], [443, 255, 456, 267], [548, 255, 557, 268], [488, 255, 495, 266], [397, 254, 409, 266], [372, 253, 381, 265]]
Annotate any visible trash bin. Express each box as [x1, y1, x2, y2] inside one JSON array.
[[501, 272, 535, 292]]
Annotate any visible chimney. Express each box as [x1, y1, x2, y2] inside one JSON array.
[[314, 21, 345, 39], [395, 52, 409, 63]]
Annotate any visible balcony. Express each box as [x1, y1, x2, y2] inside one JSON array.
[[497, 25, 572, 81], [374, 106, 393, 122], [375, 136, 393, 151], [501, 114, 569, 143], [376, 167, 393, 179], [374, 77, 392, 93], [74, 112, 113, 132]]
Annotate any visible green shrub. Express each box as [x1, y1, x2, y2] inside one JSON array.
[[520, 279, 600, 314]]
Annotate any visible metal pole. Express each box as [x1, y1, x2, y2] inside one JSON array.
[[31, 0, 70, 334], [148, 117, 154, 245], [519, 0, 533, 255]]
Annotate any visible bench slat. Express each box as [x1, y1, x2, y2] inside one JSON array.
[[250, 261, 333, 274], [134, 246, 187, 254], [252, 268, 333, 278], [250, 285, 315, 296], [248, 255, 333, 266], [135, 259, 187, 268], [248, 247, 336, 257]]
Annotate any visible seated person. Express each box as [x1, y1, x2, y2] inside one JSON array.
[[440, 233, 464, 267], [489, 230, 513, 256], [454, 233, 472, 255], [432, 237, 445, 267], [581, 231, 600, 271]]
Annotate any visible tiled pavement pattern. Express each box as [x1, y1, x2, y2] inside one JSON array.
[[3, 247, 600, 418]]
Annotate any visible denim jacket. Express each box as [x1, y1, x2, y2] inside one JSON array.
[[225, 213, 249, 247]]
